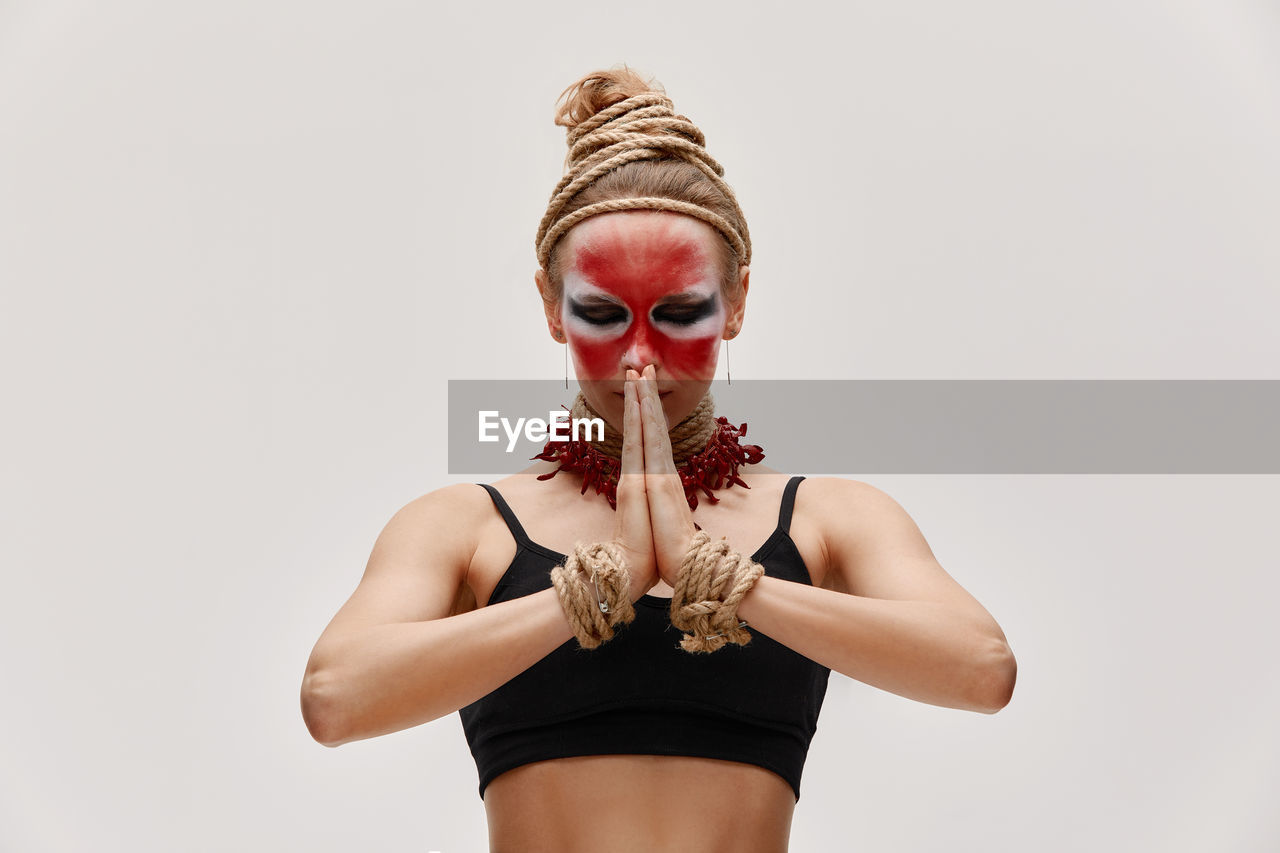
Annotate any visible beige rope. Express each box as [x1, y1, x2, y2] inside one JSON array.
[[670, 530, 766, 653], [550, 540, 636, 649], [566, 93, 675, 145], [572, 391, 717, 464], [536, 91, 752, 271]]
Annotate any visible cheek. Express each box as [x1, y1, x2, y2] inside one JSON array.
[[570, 337, 624, 380], [655, 332, 720, 377], [561, 299, 626, 379], [654, 302, 725, 376]]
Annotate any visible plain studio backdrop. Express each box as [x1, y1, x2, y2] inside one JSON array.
[[2, 2, 1277, 851]]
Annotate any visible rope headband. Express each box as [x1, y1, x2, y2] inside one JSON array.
[[535, 91, 752, 272]]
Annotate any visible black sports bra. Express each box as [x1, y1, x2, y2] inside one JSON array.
[[458, 475, 831, 801]]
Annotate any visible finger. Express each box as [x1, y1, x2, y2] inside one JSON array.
[[637, 374, 693, 545], [639, 366, 677, 477], [617, 371, 651, 537], [644, 363, 699, 492], [634, 366, 665, 471], [645, 363, 679, 475], [619, 371, 640, 473], [620, 370, 643, 479]]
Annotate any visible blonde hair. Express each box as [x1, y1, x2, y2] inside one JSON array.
[[537, 66, 751, 305]]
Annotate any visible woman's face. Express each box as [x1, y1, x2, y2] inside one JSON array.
[[547, 211, 744, 432]]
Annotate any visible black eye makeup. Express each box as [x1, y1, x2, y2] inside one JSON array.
[[569, 299, 629, 326], [653, 296, 717, 326]]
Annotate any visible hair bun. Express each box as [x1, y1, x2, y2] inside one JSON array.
[[553, 66, 665, 130], [536, 66, 752, 273], [552, 70, 707, 173]]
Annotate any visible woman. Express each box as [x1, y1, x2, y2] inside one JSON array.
[[301, 67, 1017, 853]]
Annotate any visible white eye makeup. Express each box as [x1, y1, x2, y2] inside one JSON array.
[[561, 275, 725, 341], [564, 291, 630, 336], [646, 292, 722, 336]]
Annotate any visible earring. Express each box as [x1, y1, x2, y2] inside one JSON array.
[[725, 338, 732, 386], [562, 335, 568, 389]]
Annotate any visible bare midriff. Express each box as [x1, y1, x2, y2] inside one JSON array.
[[483, 754, 795, 853]]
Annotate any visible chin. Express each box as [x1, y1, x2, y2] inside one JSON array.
[[666, 392, 707, 424], [660, 380, 713, 424], [578, 386, 621, 430]]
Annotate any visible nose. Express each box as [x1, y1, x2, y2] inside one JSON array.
[[619, 320, 660, 375]]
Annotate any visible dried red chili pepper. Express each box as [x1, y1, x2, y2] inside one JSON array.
[[533, 414, 764, 511]]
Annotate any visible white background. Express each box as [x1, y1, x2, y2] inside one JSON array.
[[2, 1, 1277, 850]]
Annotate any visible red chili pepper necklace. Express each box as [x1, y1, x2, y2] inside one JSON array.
[[532, 393, 764, 510]]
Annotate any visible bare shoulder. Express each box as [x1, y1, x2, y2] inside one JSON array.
[[796, 477, 959, 599], [325, 483, 494, 633], [797, 476, 917, 530], [379, 481, 495, 561]]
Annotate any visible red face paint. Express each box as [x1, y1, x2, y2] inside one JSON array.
[[561, 219, 725, 384]]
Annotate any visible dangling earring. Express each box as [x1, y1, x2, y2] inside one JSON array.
[[726, 338, 732, 386], [555, 330, 568, 388]]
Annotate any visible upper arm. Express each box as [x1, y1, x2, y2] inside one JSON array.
[[307, 483, 483, 666], [807, 477, 1006, 636]]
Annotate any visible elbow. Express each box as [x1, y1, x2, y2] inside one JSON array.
[[970, 640, 1017, 714], [301, 668, 351, 747]]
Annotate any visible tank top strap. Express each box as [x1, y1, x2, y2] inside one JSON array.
[[777, 475, 806, 535], [476, 483, 534, 550]]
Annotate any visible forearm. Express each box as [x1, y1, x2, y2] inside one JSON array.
[[302, 588, 572, 745], [736, 577, 1016, 713]]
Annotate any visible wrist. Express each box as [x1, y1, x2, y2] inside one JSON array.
[[553, 542, 638, 649], [669, 531, 765, 653], [733, 573, 768, 622]]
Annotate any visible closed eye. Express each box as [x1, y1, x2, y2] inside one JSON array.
[[654, 297, 716, 326], [570, 300, 629, 326]]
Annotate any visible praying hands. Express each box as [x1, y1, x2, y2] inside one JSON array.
[[610, 364, 705, 598]]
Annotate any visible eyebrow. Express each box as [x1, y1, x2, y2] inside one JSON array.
[[571, 291, 714, 307], [657, 293, 716, 306]]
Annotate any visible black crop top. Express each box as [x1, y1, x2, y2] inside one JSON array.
[[459, 475, 831, 801]]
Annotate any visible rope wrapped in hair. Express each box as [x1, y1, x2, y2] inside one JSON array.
[[536, 91, 752, 271], [550, 541, 636, 649], [670, 530, 765, 653]]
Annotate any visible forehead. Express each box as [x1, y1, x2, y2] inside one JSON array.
[[561, 212, 721, 298]]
